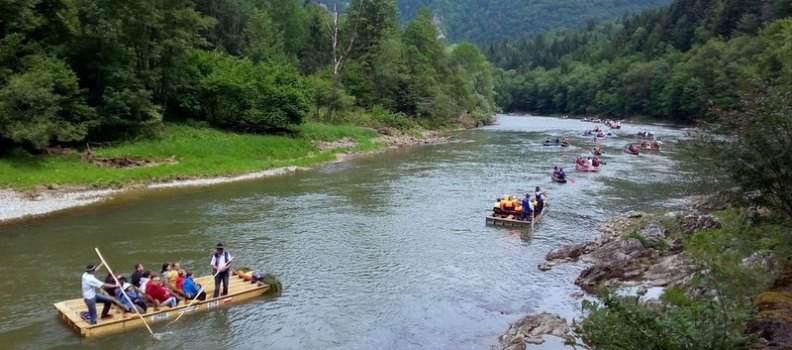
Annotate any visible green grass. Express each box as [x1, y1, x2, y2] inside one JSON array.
[[0, 123, 384, 190]]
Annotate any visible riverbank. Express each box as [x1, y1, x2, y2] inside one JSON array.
[[493, 194, 789, 349], [0, 123, 449, 225]]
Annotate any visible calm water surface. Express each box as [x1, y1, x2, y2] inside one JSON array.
[[0, 116, 712, 349]]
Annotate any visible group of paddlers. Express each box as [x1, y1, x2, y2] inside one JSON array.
[[640, 140, 662, 149], [576, 156, 601, 168], [493, 187, 547, 221], [545, 137, 570, 144]]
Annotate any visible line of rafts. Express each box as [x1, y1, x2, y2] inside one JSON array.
[[54, 269, 279, 338]]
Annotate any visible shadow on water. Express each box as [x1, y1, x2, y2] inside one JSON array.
[[0, 116, 714, 350]]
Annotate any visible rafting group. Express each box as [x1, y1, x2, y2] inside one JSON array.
[[551, 166, 568, 182], [78, 244, 240, 325], [544, 137, 570, 146], [575, 156, 601, 172], [640, 140, 662, 151], [636, 130, 655, 138], [493, 190, 546, 219]]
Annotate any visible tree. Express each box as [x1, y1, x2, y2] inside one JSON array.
[[0, 56, 95, 149], [322, 0, 358, 123], [708, 79, 792, 217]]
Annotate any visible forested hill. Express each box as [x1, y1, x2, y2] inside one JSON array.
[[397, 0, 671, 44], [0, 1, 496, 152], [488, 0, 792, 122]]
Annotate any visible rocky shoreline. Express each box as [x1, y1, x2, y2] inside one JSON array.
[[492, 196, 733, 350], [0, 131, 448, 226]]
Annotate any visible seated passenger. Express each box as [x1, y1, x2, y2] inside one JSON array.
[[175, 270, 186, 290], [493, 198, 501, 212], [116, 283, 147, 313], [586, 157, 593, 167], [182, 272, 206, 301], [146, 276, 178, 308], [558, 168, 566, 179], [592, 157, 600, 167]]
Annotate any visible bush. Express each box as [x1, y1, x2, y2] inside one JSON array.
[[0, 55, 96, 150], [184, 51, 311, 132], [370, 106, 418, 130]]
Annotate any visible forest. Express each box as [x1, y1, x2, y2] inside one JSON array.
[[0, 0, 496, 152], [487, 0, 792, 122], [396, 0, 672, 44]]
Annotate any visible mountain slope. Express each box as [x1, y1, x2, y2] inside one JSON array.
[[398, 0, 672, 44]]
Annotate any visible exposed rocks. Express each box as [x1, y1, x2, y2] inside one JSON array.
[[675, 214, 722, 236], [685, 195, 728, 213], [741, 250, 778, 275], [542, 209, 720, 291], [492, 312, 570, 350], [373, 131, 448, 148], [314, 137, 358, 151]]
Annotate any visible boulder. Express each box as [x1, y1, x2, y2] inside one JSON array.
[[492, 312, 570, 350], [676, 214, 722, 236], [545, 242, 598, 261], [580, 238, 651, 265]]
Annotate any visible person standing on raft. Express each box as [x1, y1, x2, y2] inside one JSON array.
[[210, 243, 233, 298]]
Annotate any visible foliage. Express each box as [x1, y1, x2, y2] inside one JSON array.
[[706, 79, 792, 217], [0, 0, 497, 152], [570, 209, 789, 350], [570, 290, 754, 350], [183, 51, 311, 132], [0, 55, 95, 149], [396, 0, 672, 45], [487, 0, 792, 122]]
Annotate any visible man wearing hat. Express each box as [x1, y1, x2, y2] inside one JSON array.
[[210, 243, 233, 298], [82, 263, 120, 324]]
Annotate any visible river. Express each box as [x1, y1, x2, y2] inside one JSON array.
[[0, 116, 712, 350]]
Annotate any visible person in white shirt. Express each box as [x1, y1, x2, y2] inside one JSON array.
[[82, 263, 120, 325], [139, 271, 152, 294], [210, 243, 234, 297]]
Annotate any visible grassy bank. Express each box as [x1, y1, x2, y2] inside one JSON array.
[[0, 123, 384, 190]]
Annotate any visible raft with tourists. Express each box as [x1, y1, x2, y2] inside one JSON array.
[[486, 204, 549, 228], [54, 269, 277, 338], [575, 164, 601, 172]]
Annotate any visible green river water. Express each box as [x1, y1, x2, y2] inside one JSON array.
[[0, 116, 713, 349]]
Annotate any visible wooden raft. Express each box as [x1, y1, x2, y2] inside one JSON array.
[[54, 272, 269, 338], [485, 205, 549, 227]]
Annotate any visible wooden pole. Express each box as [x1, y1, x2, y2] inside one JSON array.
[[94, 248, 155, 337], [171, 257, 233, 323]]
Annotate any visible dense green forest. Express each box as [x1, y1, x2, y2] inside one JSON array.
[[488, 0, 792, 122], [0, 0, 496, 152], [396, 0, 671, 44]]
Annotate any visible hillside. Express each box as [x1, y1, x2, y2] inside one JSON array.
[[487, 0, 792, 122], [397, 0, 672, 44]]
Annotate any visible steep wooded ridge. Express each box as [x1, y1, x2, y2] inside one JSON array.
[[397, 0, 672, 44], [487, 0, 792, 122]]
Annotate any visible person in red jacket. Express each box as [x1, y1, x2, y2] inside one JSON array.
[[146, 276, 178, 308]]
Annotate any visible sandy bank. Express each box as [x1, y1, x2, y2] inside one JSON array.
[[0, 131, 448, 226]]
